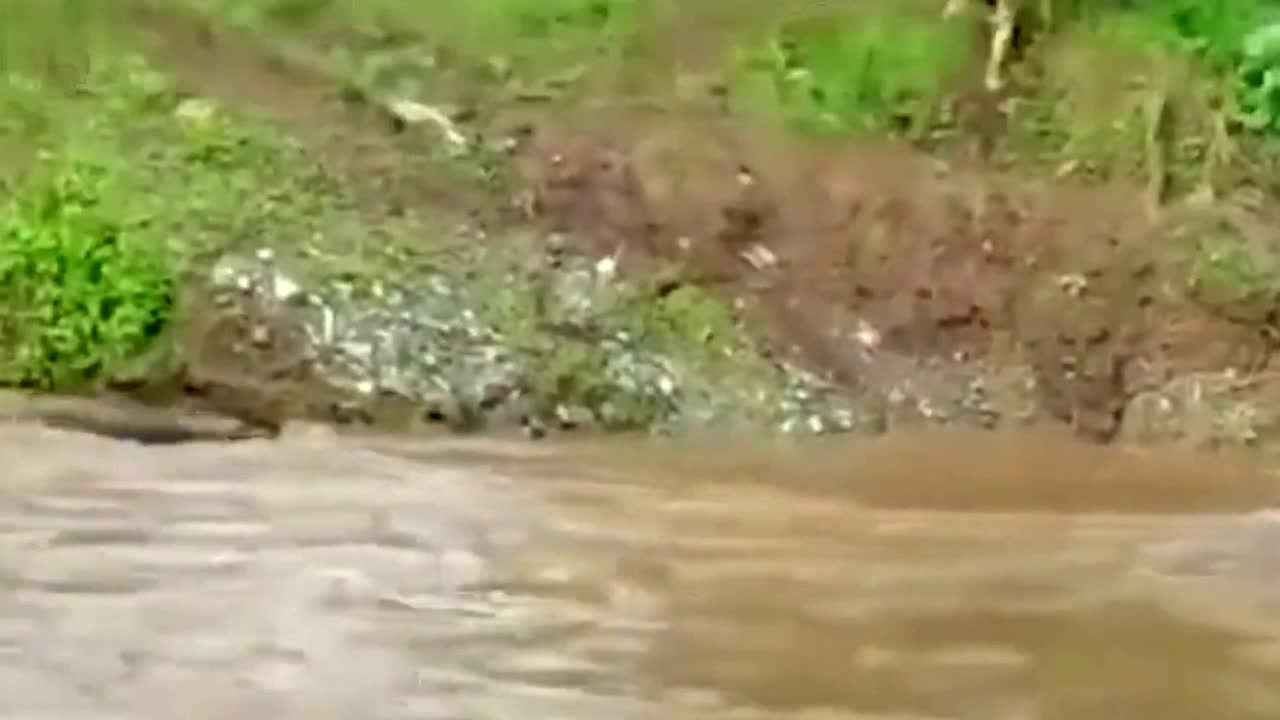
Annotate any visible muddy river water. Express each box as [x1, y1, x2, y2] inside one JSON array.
[[3, 423, 1280, 719]]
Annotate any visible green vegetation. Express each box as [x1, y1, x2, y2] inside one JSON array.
[[1238, 21, 1280, 133], [0, 161, 176, 390], [180, 0, 1280, 190], [726, 5, 974, 138], [0, 46, 331, 390], [0, 6, 408, 392], [1010, 1, 1280, 194], [0, 6, 172, 390]]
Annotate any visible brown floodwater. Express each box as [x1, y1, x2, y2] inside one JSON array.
[[1, 422, 1279, 718]]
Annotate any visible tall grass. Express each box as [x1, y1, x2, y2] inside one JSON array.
[[726, 4, 975, 137]]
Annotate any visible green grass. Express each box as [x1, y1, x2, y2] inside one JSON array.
[[178, 0, 1280, 192], [725, 4, 974, 138], [0, 7, 173, 390], [183, 0, 656, 107], [187, 0, 977, 136]]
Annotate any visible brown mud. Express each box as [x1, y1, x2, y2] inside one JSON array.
[[515, 116, 1280, 443], [117, 4, 1280, 450]]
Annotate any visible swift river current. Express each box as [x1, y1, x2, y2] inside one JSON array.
[[2, 422, 1280, 719]]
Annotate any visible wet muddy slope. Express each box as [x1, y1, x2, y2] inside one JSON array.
[[102, 2, 1280, 453]]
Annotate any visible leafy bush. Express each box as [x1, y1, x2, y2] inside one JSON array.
[[1130, 0, 1280, 137], [0, 161, 176, 390], [1156, 0, 1277, 70], [1237, 22, 1280, 133]]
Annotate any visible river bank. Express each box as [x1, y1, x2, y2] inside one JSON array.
[[7, 1, 1280, 459]]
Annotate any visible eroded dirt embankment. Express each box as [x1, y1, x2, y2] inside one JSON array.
[[101, 4, 1280, 453], [515, 118, 1280, 446]]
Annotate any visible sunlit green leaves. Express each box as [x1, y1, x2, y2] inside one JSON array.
[[0, 161, 176, 390]]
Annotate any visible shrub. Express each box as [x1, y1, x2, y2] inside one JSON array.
[[0, 160, 176, 390], [1237, 22, 1280, 134]]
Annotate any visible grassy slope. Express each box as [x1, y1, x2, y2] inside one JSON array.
[[180, 0, 1280, 188]]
